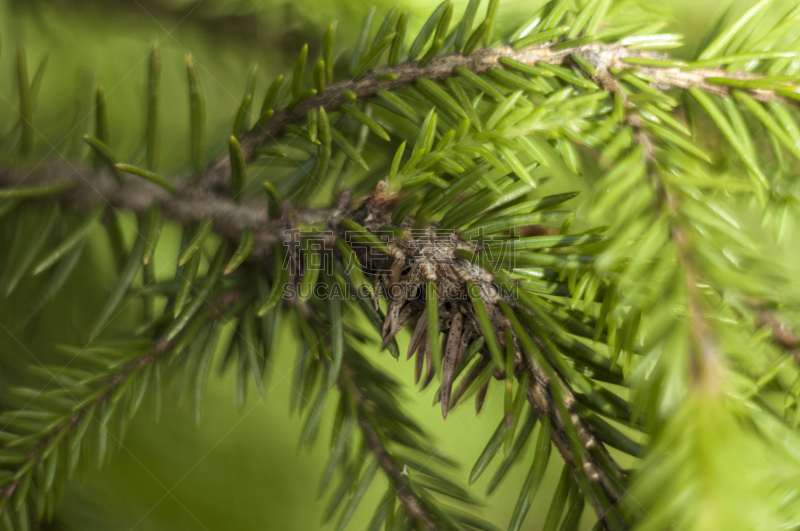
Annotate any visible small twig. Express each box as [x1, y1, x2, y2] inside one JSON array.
[[0, 293, 241, 512], [756, 311, 800, 363], [341, 366, 437, 531], [523, 360, 627, 529]]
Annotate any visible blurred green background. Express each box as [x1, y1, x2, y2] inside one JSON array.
[[0, 0, 750, 529]]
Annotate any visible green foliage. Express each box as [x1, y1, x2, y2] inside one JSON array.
[[3, 0, 800, 530]]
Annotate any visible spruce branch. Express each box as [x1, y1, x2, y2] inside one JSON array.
[[202, 42, 800, 192], [5, 0, 800, 529], [586, 52, 727, 386], [0, 90, 649, 531], [573, 9, 800, 526], [0, 336, 171, 512], [0, 290, 241, 519]]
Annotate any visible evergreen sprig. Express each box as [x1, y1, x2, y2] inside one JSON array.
[[3, 0, 800, 529]]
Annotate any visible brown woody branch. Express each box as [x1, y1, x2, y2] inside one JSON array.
[[0, 164, 332, 261]]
